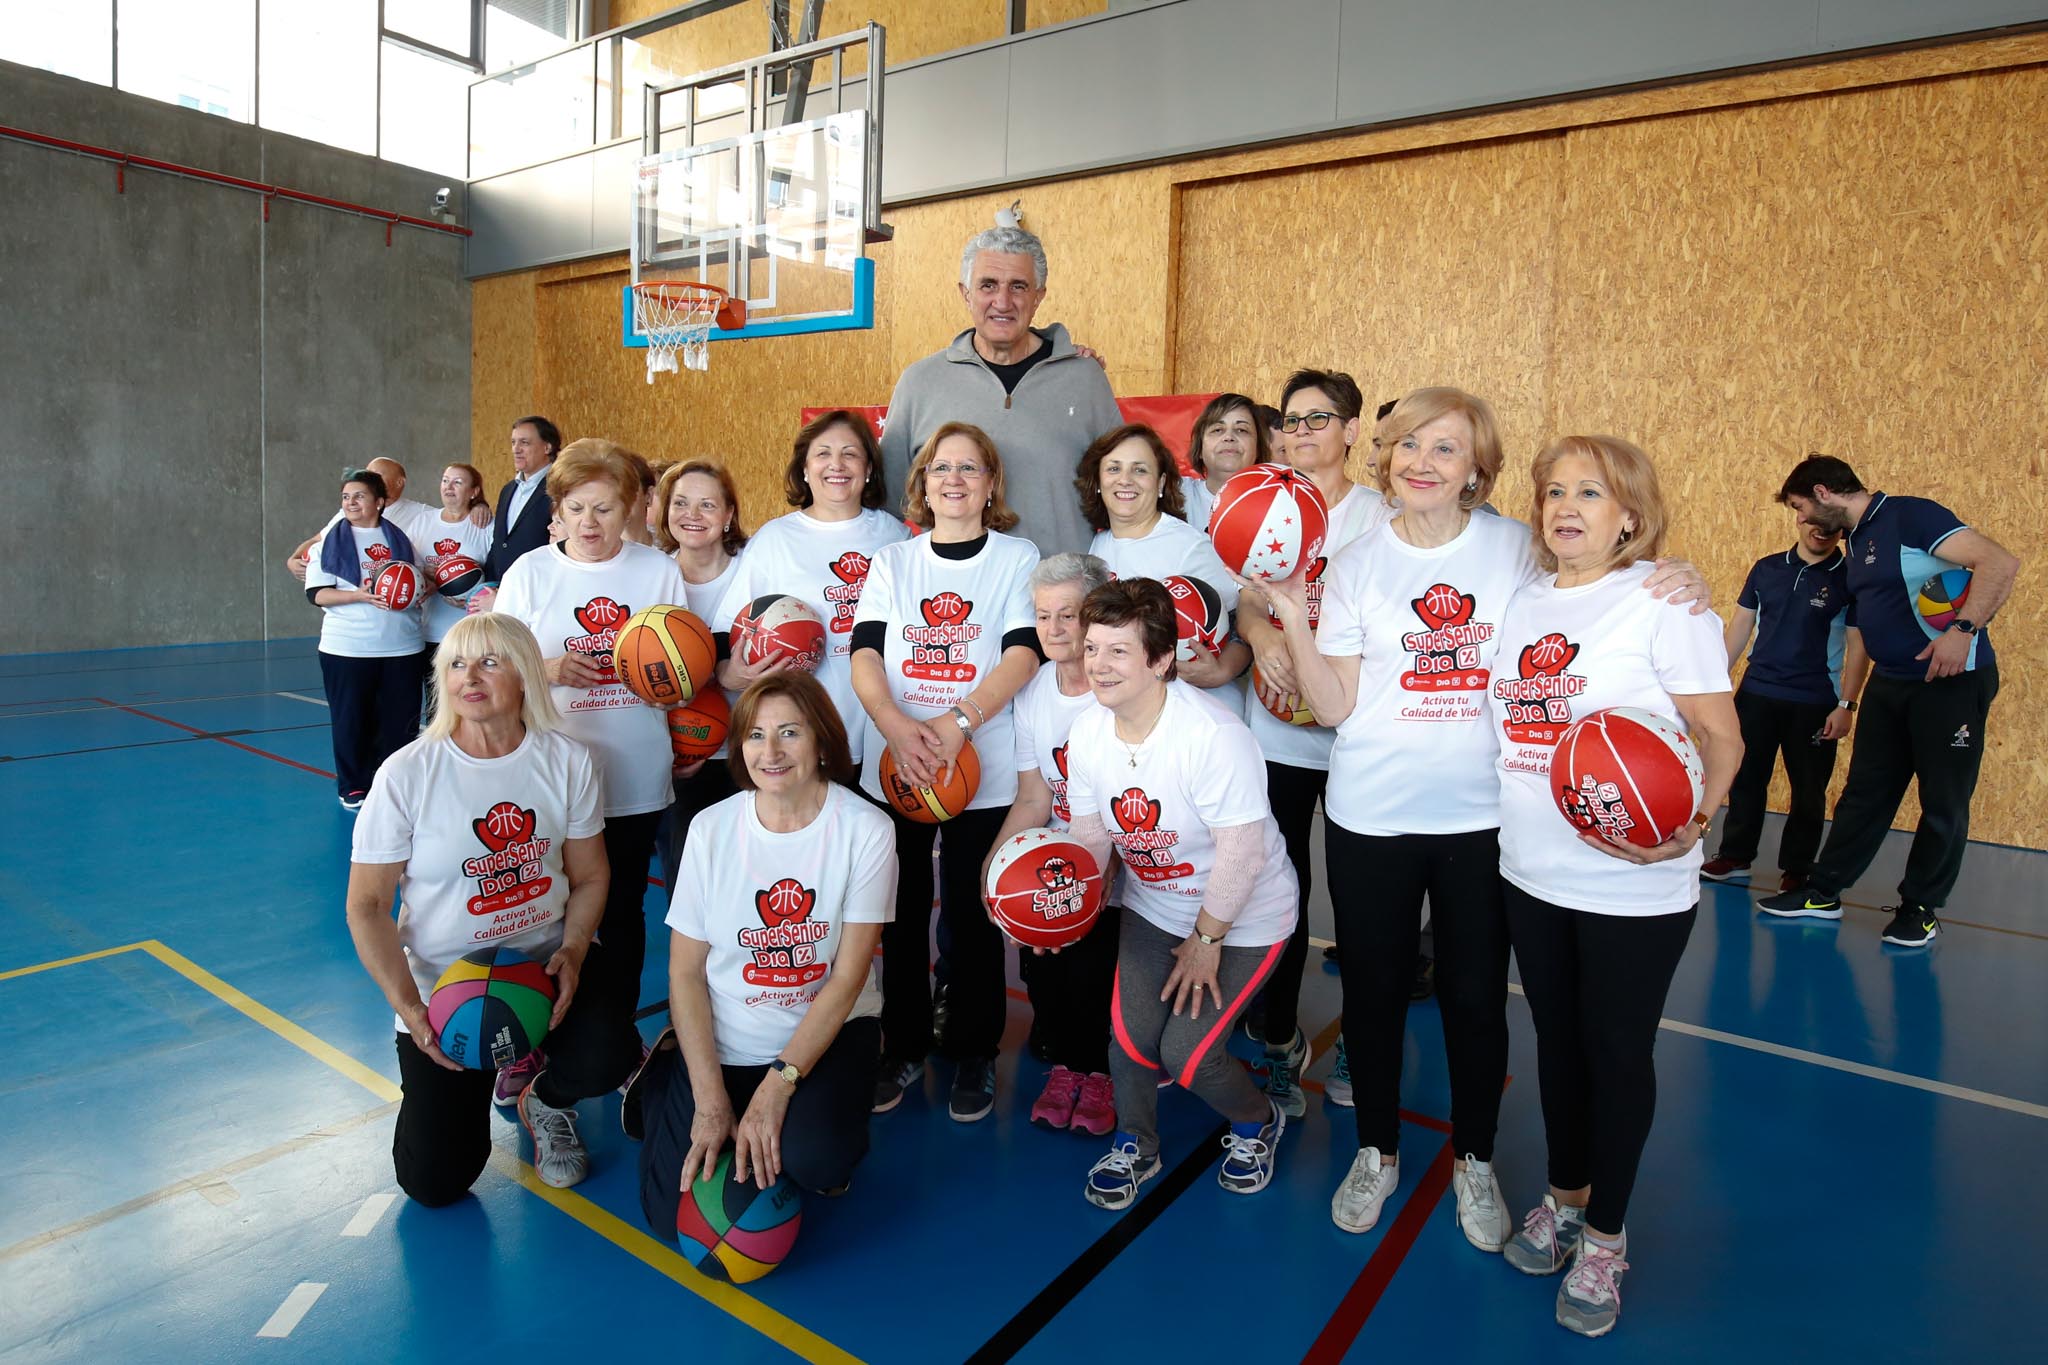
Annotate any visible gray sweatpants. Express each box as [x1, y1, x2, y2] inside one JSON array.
[[1109, 909, 1287, 1155]]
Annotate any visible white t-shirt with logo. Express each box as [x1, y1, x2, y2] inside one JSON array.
[[1011, 661, 1103, 830], [1089, 516, 1242, 614], [1181, 476, 1217, 535], [1318, 511, 1540, 835], [679, 555, 740, 761], [492, 541, 689, 817], [305, 523, 426, 658], [352, 727, 606, 1030], [1066, 681, 1296, 947], [1491, 561, 1731, 917], [418, 514, 497, 644], [665, 785, 896, 1065], [713, 508, 911, 768], [851, 531, 1039, 809], [1243, 484, 1394, 769]]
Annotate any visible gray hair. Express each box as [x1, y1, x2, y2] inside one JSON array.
[[959, 226, 1048, 289], [1029, 552, 1110, 596]]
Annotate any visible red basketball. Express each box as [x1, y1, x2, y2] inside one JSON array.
[[433, 554, 484, 600], [1160, 575, 1226, 662], [731, 594, 827, 672], [1252, 663, 1315, 726], [878, 741, 981, 823], [667, 689, 731, 760], [614, 605, 716, 707], [1549, 706, 1706, 849], [984, 827, 1105, 950], [1208, 464, 1329, 582], [372, 561, 419, 611]]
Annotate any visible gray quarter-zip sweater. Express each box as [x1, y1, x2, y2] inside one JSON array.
[[878, 324, 1123, 558]]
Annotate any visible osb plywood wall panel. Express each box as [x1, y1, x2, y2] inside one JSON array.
[[1025, 0, 1109, 30], [471, 271, 539, 491]]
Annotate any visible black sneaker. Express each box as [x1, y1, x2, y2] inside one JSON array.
[[949, 1055, 997, 1122], [1881, 904, 1940, 947], [1410, 953, 1436, 1002], [872, 1056, 923, 1113], [1757, 887, 1843, 920]]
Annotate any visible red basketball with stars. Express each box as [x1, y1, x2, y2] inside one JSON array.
[[983, 828, 1106, 950], [1208, 464, 1329, 582]]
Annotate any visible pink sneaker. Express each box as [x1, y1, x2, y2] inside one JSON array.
[[1030, 1066, 1082, 1130], [1069, 1072, 1116, 1137], [494, 1049, 545, 1107]]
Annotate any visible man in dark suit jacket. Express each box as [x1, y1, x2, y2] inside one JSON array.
[[484, 415, 561, 584]]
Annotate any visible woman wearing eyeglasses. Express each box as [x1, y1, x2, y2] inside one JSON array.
[[851, 422, 1041, 1124], [1231, 369, 1391, 1115]]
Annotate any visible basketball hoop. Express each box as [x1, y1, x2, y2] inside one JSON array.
[[630, 281, 746, 382]]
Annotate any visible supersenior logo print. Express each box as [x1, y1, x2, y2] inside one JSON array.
[[824, 551, 874, 634], [739, 877, 831, 996], [1398, 583, 1495, 720], [560, 597, 638, 711], [900, 592, 980, 683], [1109, 786, 1195, 885], [1492, 632, 1585, 747], [462, 802, 555, 932], [1264, 556, 1329, 630], [1050, 743, 1072, 824]]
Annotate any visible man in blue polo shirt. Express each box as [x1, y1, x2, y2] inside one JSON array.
[[1703, 511, 1854, 892], [1758, 455, 2019, 946]]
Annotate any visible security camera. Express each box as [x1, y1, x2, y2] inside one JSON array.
[[431, 187, 452, 216]]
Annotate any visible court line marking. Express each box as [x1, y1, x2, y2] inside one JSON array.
[[339, 1192, 397, 1238], [1504, 983, 2048, 1120], [277, 691, 330, 707], [256, 1282, 327, 1338], [1302, 1137, 1458, 1365], [92, 697, 334, 780], [1, 723, 332, 766], [0, 939, 863, 1364]]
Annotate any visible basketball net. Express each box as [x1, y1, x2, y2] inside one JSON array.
[[631, 281, 729, 383]]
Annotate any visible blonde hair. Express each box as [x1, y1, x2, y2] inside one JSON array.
[[422, 614, 563, 742], [1528, 434, 1667, 573], [547, 437, 639, 506], [903, 422, 1020, 532], [1373, 387, 1504, 512]]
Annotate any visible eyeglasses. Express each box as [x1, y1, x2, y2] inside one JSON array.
[[1280, 411, 1340, 433], [928, 462, 986, 479]]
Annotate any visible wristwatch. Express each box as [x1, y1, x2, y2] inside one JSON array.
[[949, 706, 975, 735], [1836, 699, 1858, 712], [1690, 810, 1713, 832], [1195, 927, 1224, 946], [768, 1058, 802, 1086], [1951, 618, 1978, 635]]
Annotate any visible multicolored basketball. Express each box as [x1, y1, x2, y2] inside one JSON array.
[[1208, 464, 1329, 581], [1549, 706, 1705, 849], [614, 604, 716, 707], [667, 688, 731, 760], [432, 553, 484, 600], [427, 945, 557, 1071], [731, 594, 827, 672], [1160, 574, 1226, 662], [1915, 568, 1973, 633], [676, 1149, 803, 1284], [879, 740, 981, 822], [372, 560, 420, 611], [1253, 663, 1316, 726], [984, 827, 1106, 950]]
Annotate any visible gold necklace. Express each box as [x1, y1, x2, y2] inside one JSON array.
[[1114, 687, 1168, 766]]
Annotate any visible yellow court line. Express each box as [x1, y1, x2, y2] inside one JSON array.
[[4, 938, 861, 1363], [0, 941, 150, 981]]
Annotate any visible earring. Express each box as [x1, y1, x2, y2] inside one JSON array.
[[1465, 475, 1478, 491]]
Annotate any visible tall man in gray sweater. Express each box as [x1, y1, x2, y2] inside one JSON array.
[[878, 222, 1122, 557]]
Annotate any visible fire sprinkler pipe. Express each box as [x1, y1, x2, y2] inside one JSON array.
[[0, 122, 472, 243]]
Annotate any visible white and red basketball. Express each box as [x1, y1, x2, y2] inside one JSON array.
[[1208, 463, 1329, 582], [1549, 707, 1705, 849], [1160, 575, 1226, 662], [984, 827, 1106, 951], [372, 561, 419, 611], [433, 554, 484, 600], [731, 594, 827, 672]]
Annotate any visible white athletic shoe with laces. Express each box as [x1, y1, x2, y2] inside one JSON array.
[[517, 1084, 590, 1188], [1556, 1235, 1629, 1337], [1331, 1147, 1398, 1232], [1451, 1155, 1510, 1252]]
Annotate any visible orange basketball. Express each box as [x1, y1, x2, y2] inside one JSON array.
[[1253, 664, 1316, 726], [614, 604, 715, 707], [878, 740, 981, 823], [667, 689, 731, 760]]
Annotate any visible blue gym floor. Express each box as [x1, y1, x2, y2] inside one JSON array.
[[3, 639, 2043, 1363]]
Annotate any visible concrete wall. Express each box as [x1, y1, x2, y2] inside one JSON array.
[[0, 59, 472, 653]]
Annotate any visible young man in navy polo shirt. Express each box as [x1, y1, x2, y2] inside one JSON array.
[[1704, 511, 1854, 892], [1758, 455, 2019, 946]]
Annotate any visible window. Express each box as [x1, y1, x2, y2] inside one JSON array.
[[118, 0, 254, 121], [486, 0, 575, 72], [0, 2, 113, 86], [384, 0, 476, 60], [380, 40, 472, 176], [260, 0, 377, 156]]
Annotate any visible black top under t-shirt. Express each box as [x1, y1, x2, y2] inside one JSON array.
[[850, 534, 1044, 660], [981, 331, 1054, 394]]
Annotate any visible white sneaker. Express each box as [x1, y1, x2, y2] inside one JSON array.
[[517, 1084, 590, 1188], [1451, 1155, 1510, 1252], [1331, 1147, 1398, 1233]]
